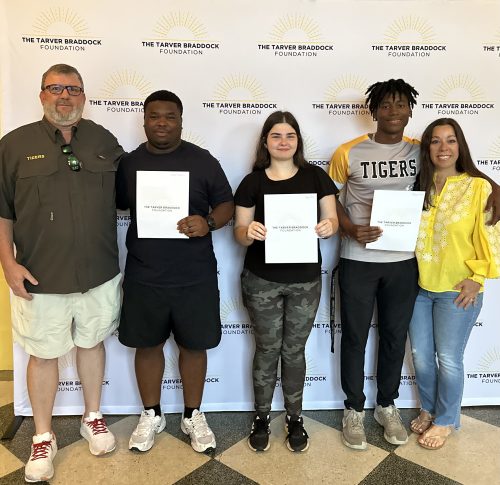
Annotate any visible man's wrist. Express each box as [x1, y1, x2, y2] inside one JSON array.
[[205, 214, 217, 231]]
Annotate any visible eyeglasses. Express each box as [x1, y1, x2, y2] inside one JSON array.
[[44, 84, 84, 96], [61, 144, 81, 172]]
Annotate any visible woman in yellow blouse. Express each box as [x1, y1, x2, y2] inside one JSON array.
[[409, 118, 500, 450]]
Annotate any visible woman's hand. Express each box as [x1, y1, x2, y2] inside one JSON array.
[[315, 218, 335, 239], [246, 221, 267, 241], [453, 279, 481, 309]]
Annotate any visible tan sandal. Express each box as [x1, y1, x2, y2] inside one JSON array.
[[418, 425, 452, 450], [410, 411, 433, 434]]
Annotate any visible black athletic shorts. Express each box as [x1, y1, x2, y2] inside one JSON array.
[[118, 276, 221, 350]]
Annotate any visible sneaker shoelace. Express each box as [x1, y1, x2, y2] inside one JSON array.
[[251, 417, 269, 435], [187, 413, 210, 437], [136, 415, 157, 436], [30, 440, 52, 461], [348, 412, 364, 432], [288, 418, 308, 438], [386, 407, 403, 425], [85, 418, 109, 435]]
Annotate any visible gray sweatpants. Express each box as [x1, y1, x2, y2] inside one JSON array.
[[241, 269, 321, 415]]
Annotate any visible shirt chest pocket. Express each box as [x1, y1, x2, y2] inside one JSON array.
[[16, 158, 60, 208], [81, 151, 121, 195], [83, 156, 118, 194]]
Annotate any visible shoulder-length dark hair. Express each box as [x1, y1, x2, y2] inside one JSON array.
[[420, 118, 482, 209], [252, 111, 307, 171]]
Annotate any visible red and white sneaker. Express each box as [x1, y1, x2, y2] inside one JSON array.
[[80, 411, 116, 455], [25, 431, 57, 483]]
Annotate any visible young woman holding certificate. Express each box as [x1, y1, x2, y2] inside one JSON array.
[[409, 118, 500, 450], [233, 111, 338, 452]]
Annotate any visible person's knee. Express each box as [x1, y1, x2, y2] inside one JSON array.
[[76, 341, 104, 352], [178, 345, 206, 360], [29, 355, 57, 366], [411, 345, 435, 370], [134, 344, 166, 367], [255, 339, 282, 357], [281, 343, 305, 364], [436, 351, 463, 373]]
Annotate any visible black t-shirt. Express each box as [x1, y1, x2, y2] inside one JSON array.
[[116, 141, 233, 287], [234, 163, 338, 283]]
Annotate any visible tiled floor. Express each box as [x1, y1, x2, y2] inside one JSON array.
[[1, 371, 499, 485]]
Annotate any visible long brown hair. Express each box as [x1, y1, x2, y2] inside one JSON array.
[[252, 111, 307, 171], [420, 118, 482, 209]]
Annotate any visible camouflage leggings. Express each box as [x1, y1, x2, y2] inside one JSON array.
[[241, 269, 321, 415]]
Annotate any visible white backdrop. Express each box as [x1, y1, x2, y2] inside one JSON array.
[[1, 0, 499, 415]]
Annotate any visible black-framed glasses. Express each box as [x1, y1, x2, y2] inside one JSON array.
[[61, 144, 81, 172], [44, 84, 84, 96]]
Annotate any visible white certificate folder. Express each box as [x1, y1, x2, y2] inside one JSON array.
[[366, 190, 425, 252], [136, 171, 189, 238], [264, 193, 318, 264]]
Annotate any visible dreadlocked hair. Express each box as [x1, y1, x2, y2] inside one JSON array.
[[365, 79, 419, 116]]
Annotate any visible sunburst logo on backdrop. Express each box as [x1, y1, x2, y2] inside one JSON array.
[[154, 11, 208, 40], [401, 340, 415, 374], [325, 74, 368, 103], [182, 131, 206, 149], [58, 348, 77, 373], [304, 354, 319, 375], [220, 297, 248, 324], [213, 74, 266, 102], [277, 354, 319, 379], [383, 15, 436, 44], [477, 347, 500, 372], [268, 14, 322, 43], [33, 7, 89, 36], [433, 74, 484, 102], [314, 304, 330, 325], [488, 136, 500, 158], [100, 70, 152, 99], [163, 353, 181, 379], [303, 134, 321, 161]]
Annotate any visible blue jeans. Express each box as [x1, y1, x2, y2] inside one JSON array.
[[408, 288, 483, 428]]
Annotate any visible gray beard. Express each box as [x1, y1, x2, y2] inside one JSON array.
[[43, 104, 83, 126]]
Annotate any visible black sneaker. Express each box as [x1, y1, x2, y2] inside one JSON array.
[[247, 414, 270, 451], [285, 415, 309, 452]]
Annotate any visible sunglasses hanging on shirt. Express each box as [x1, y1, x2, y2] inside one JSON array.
[[61, 144, 82, 172]]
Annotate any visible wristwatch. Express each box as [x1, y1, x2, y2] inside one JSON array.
[[206, 214, 217, 231]]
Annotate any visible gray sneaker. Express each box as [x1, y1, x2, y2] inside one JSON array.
[[374, 405, 408, 445], [342, 409, 367, 450]]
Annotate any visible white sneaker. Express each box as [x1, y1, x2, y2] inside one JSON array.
[[180, 409, 216, 452], [129, 409, 166, 452], [80, 411, 116, 455], [342, 409, 367, 450], [374, 405, 409, 445], [25, 432, 57, 483]]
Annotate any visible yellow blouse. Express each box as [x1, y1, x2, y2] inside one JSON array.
[[416, 173, 500, 292]]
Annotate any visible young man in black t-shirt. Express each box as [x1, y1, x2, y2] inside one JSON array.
[[116, 90, 233, 453]]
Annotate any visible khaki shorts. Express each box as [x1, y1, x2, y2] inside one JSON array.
[[11, 273, 121, 359]]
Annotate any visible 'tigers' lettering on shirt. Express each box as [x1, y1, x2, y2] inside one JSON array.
[[361, 159, 417, 179]]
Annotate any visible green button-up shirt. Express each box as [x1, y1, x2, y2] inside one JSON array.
[[0, 118, 124, 294]]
